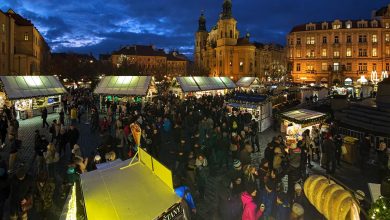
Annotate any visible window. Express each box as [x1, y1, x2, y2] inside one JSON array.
[[289, 49, 293, 58], [322, 36, 327, 44], [333, 51, 340, 57], [296, 49, 301, 58], [306, 50, 315, 58], [372, 34, 377, 43], [346, 63, 352, 71], [386, 46, 390, 56], [230, 30, 233, 38], [333, 63, 340, 71], [334, 36, 339, 43], [373, 63, 377, 71], [296, 38, 301, 45], [372, 48, 377, 57], [387, 63, 390, 71], [306, 64, 314, 71], [346, 22, 352, 29], [387, 23, 390, 29], [322, 49, 327, 57], [346, 48, 352, 57], [306, 36, 315, 45], [372, 21, 378, 28], [322, 23, 328, 30], [358, 63, 368, 71], [358, 35, 367, 43], [386, 34, 390, 42], [306, 25, 315, 31], [296, 63, 301, 71], [1, 24, 4, 32], [239, 61, 244, 72], [358, 49, 367, 57], [24, 32, 28, 41], [321, 63, 328, 71], [346, 35, 352, 43], [332, 24, 341, 29]]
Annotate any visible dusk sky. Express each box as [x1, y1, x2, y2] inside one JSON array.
[[1, 0, 389, 58]]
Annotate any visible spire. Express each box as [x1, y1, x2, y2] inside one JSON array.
[[221, 0, 232, 19], [198, 11, 207, 32]]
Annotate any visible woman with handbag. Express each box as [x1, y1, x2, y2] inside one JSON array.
[[9, 167, 33, 220]]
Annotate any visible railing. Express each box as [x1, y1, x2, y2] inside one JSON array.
[[338, 126, 390, 147]]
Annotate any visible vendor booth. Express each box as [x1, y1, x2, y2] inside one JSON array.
[[280, 109, 328, 139], [172, 76, 236, 98], [94, 76, 157, 109], [300, 86, 329, 103], [0, 75, 67, 119], [70, 147, 186, 220], [227, 94, 272, 132], [236, 77, 265, 93]]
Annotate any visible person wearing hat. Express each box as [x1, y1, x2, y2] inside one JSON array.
[[9, 167, 33, 220], [239, 143, 253, 167], [291, 202, 304, 220], [0, 157, 10, 220], [241, 184, 264, 220]]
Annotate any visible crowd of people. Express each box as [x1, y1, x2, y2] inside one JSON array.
[[0, 88, 388, 220]]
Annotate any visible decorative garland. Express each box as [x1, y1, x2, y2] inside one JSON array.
[[369, 196, 390, 220]]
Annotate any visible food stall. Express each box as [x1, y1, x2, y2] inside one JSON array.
[[94, 76, 157, 109], [173, 76, 236, 98], [0, 76, 67, 119], [70, 147, 186, 220], [227, 94, 272, 132], [280, 109, 328, 141], [236, 77, 265, 93], [300, 86, 329, 103]]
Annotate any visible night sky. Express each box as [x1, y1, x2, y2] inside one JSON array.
[[1, 0, 389, 58]]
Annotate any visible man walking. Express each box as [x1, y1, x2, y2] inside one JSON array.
[[41, 107, 49, 128]]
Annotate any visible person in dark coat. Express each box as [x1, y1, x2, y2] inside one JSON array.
[[41, 107, 49, 128], [0, 159, 10, 220], [323, 134, 337, 174], [359, 135, 371, 172], [9, 167, 33, 220], [334, 134, 343, 166], [239, 143, 253, 167], [264, 142, 275, 169], [59, 110, 65, 126], [217, 177, 242, 220], [275, 192, 291, 220], [68, 125, 79, 151], [0, 116, 8, 148]]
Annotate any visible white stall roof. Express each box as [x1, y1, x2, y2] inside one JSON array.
[[0, 75, 67, 100], [219, 77, 237, 89], [281, 109, 327, 123], [236, 77, 258, 87], [81, 161, 180, 220], [176, 76, 200, 92], [94, 76, 151, 96]]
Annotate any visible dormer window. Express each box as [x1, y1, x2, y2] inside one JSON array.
[[346, 21, 352, 29], [357, 20, 368, 28], [322, 22, 328, 30], [306, 23, 316, 31], [371, 20, 378, 28], [332, 20, 341, 29]]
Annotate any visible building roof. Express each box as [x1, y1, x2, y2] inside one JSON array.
[[290, 19, 381, 33], [166, 52, 188, 61], [237, 37, 254, 46], [112, 45, 166, 57], [94, 76, 152, 96], [6, 9, 32, 26], [375, 5, 390, 17]]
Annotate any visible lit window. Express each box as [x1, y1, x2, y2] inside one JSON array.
[[296, 50, 301, 58], [372, 34, 377, 43], [306, 50, 315, 58], [386, 46, 390, 56], [306, 36, 315, 45], [333, 51, 340, 57], [386, 23, 390, 29], [321, 63, 328, 71], [239, 61, 244, 72], [333, 63, 339, 71], [386, 34, 390, 42], [1, 24, 4, 32], [24, 32, 28, 41], [372, 48, 377, 57], [332, 24, 340, 29], [306, 64, 314, 71], [346, 48, 352, 57], [322, 49, 327, 57], [346, 23, 351, 29]]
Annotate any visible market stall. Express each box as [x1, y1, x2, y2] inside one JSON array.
[[300, 86, 329, 103], [173, 76, 236, 98], [236, 77, 265, 93], [227, 94, 272, 132], [280, 109, 328, 140], [0, 75, 67, 119], [76, 148, 185, 220], [94, 76, 157, 109]]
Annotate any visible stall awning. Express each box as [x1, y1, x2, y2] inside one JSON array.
[[81, 160, 180, 220], [280, 109, 327, 124], [0, 75, 67, 100], [176, 76, 200, 92], [236, 77, 261, 87], [193, 76, 226, 91], [94, 76, 152, 96], [219, 77, 236, 89]]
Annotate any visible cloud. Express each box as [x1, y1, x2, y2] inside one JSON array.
[[1, 0, 390, 58]]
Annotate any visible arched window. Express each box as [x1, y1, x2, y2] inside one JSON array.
[[230, 30, 233, 38]]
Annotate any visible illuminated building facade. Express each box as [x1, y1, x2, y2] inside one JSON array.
[[287, 4, 390, 85], [194, 0, 287, 81], [0, 9, 50, 75]]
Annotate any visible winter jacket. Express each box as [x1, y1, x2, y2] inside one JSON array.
[[239, 150, 252, 166], [241, 192, 263, 220], [175, 186, 196, 210], [288, 147, 302, 168], [261, 189, 276, 218]]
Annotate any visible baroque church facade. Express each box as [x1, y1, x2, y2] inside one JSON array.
[[194, 0, 287, 81]]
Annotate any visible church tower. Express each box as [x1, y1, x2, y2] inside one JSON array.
[[194, 12, 209, 68], [216, 0, 239, 47]]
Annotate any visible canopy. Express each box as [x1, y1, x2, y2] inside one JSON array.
[[0, 75, 67, 100], [176, 76, 236, 92], [81, 160, 181, 220], [94, 76, 152, 96], [280, 109, 327, 124], [236, 77, 261, 87]]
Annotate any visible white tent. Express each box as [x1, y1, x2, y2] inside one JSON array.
[[94, 76, 152, 96]]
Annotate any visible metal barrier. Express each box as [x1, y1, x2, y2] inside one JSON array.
[[338, 126, 390, 147]]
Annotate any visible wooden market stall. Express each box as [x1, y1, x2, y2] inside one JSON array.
[[227, 94, 272, 132], [236, 77, 265, 92], [94, 76, 157, 109], [280, 109, 328, 141], [0, 75, 67, 119]]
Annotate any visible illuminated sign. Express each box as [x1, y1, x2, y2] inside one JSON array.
[[156, 203, 184, 220]]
